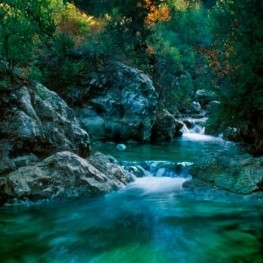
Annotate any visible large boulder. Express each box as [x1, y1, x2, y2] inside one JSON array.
[[189, 153, 263, 195], [151, 110, 184, 141], [0, 151, 133, 204], [75, 61, 158, 142], [0, 83, 90, 176]]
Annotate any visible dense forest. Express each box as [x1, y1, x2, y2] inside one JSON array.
[[0, 0, 262, 154]]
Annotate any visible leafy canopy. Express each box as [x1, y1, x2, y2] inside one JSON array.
[[210, 0, 263, 129], [0, 0, 59, 76]]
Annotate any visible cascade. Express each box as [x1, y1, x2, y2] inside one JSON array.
[[181, 117, 207, 135], [181, 124, 190, 134], [122, 160, 192, 179], [179, 117, 224, 141], [121, 160, 192, 194]]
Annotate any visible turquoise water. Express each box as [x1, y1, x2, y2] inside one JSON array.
[[1, 134, 263, 263], [94, 133, 239, 162]]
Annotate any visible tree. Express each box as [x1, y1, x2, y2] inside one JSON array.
[[209, 0, 263, 153], [0, 0, 58, 77]]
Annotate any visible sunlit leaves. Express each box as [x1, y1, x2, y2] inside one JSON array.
[[55, 3, 104, 42], [145, 4, 171, 26]]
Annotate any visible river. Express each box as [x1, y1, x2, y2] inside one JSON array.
[[1, 134, 263, 263]]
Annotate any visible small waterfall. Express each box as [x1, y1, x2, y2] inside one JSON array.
[[121, 160, 192, 194], [181, 118, 207, 135], [180, 117, 226, 141], [189, 124, 205, 134], [181, 118, 207, 138], [122, 160, 192, 179], [181, 123, 190, 134]]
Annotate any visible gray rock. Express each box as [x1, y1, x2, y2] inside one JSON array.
[[0, 151, 133, 204], [88, 152, 134, 184], [75, 61, 158, 142], [189, 153, 263, 195], [0, 84, 90, 176], [151, 110, 184, 141]]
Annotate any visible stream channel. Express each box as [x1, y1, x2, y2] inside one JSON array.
[[1, 132, 263, 263]]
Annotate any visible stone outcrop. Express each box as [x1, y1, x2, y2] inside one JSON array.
[[0, 151, 134, 204], [0, 83, 90, 176], [0, 82, 136, 205], [189, 153, 263, 195], [151, 110, 184, 141], [75, 61, 158, 142]]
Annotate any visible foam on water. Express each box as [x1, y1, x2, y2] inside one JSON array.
[[182, 133, 224, 142], [126, 176, 187, 194]]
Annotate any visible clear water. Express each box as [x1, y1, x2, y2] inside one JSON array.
[[1, 135, 263, 263], [94, 134, 239, 163]]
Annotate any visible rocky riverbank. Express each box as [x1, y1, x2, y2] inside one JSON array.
[[0, 62, 262, 205], [0, 81, 133, 205]]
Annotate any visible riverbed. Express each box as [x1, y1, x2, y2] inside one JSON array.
[[1, 134, 263, 263]]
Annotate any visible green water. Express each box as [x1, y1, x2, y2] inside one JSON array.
[[1, 134, 263, 263]]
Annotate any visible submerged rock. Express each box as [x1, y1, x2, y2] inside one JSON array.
[[0, 151, 133, 204], [116, 144, 126, 151], [189, 153, 263, 195], [0, 84, 90, 176], [75, 61, 158, 142]]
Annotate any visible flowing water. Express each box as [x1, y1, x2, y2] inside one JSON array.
[[1, 134, 263, 263]]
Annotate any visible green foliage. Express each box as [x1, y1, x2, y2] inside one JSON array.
[[144, 1, 214, 109], [209, 0, 263, 132], [39, 51, 104, 101], [0, 0, 58, 77], [36, 84, 49, 100], [53, 33, 75, 55], [0, 2, 34, 74]]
